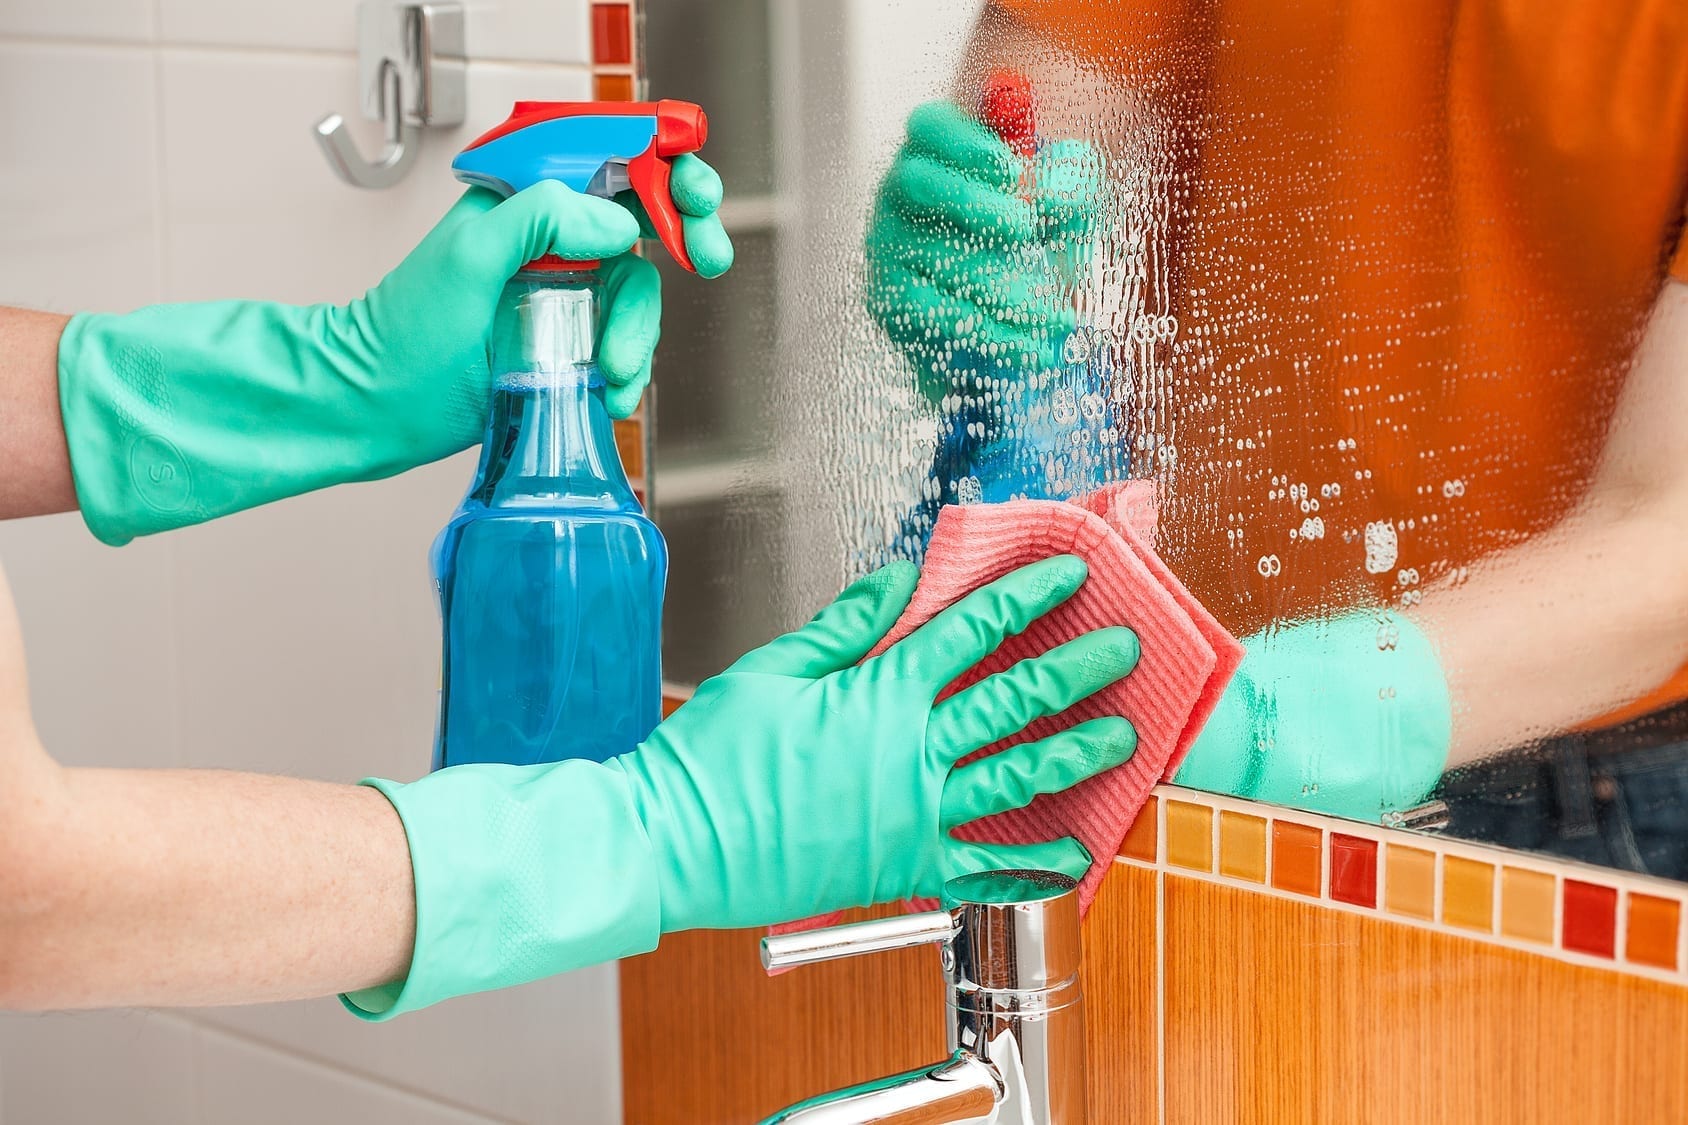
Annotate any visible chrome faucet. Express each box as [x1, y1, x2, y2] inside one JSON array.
[[759, 869, 1087, 1124]]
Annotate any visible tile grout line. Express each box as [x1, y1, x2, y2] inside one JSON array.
[[1318, 825, 1329, 899], [0, 32, 594, 71], [159, 1013, 516, 1123], [1615, 886, 1630, 965], [1377, 835, 1389, 914], [1490, 850, 1504, 939], [1432, 837, 1445, 924], [1680, 892, 1688, 975]]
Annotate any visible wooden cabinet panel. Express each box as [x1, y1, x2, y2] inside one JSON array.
[[1162, 876, 1688, 1124]]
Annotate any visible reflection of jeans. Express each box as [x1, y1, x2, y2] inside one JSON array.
[[1435, 702, 1688, 881]]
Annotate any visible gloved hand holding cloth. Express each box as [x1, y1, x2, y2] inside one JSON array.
[[57, 156, 731, 545], [346, 556, 1141, 1019]]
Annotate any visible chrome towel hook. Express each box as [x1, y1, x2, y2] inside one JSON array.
[[315, 2, 466, 189]]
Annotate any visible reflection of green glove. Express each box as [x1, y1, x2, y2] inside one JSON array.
[[58, 156, 731, 546], [1174, 614, 1452, 822], [864, 101, 1101, 405], [347, 556, 1140, 1019]]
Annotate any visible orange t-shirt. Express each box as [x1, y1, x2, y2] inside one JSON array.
[[1000, 0, 1688, 724]]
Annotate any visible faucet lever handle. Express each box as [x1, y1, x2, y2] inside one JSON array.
[[760, 911, 954, 973]]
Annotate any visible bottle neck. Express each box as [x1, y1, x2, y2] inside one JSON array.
[[468, 271, 638, 511]]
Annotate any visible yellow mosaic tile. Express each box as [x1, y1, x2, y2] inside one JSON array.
[[1385, 845, 1436, 921], [1500, 867, 1556, 945], [1165, 800, 1213, 873], [1218, 811, 1267, 882], [1441, 855, 1495, 933]]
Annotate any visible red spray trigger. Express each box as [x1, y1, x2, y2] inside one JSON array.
[[637, 100, 707, 273], [978, 69, 1037, 157]]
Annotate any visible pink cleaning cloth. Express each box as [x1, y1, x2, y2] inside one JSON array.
[[771, 482, 1243, 938]]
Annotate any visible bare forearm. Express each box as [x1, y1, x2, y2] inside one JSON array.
[[0, 307, 77, 520], [1423, 502, 1688, 765], [2, 761, 415, 1010], [1421, 281, 1688, 765]]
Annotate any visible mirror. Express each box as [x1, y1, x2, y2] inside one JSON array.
[[646, 0, 1688, 883]]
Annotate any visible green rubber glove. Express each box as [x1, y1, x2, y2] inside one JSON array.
[[864, 100, 1102, 405], [1174, 613, 1453, 822], [346, 555, 1140, 1019], [58, 155, 731, 546]]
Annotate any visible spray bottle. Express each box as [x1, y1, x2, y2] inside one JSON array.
[[967, 70, 1117, 506], [430, 100, 709, 770]]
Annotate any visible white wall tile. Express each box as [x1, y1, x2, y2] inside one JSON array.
[[1, 36, 624, 1125], [0, 42, 161, 312], [164, 461, 462, 782], [194, 1025, 503, 1125], [189, 963, 623, 1123], [158, 0, 592, 65], [0, 1010, 197, 1124], [158, 53, 592, 303], [0, 519, 180, 767], [0, 0, 157, 43]]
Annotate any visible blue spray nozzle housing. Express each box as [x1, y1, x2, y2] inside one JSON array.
[[451, 100, 708, 272], [452, 115, 659, 197]]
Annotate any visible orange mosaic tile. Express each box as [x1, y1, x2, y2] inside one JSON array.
[[1441, 856, 1495, 933], [1218, 811, 1266, 882], [1500, 867, 1556, 945], [1270, 820, 1321, 897], [1119, 796, 1158, 862], [1625, 893, 1682, 971], [594, 73, 635, 101], [1165, 800, 1213, 873], [614, 418, 645, 477], [1385, 845, 1436, 920]]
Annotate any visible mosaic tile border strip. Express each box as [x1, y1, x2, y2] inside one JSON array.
[[591, 0, 649, 498], [1119, 784, 1688, 985]]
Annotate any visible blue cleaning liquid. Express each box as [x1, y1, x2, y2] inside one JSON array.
[[431, 278, 666, 769]]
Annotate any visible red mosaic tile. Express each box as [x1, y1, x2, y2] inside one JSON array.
[[1562, 879, 1617, 958], [1328, 833, 1378, 908], [592, 3, 633, 65]]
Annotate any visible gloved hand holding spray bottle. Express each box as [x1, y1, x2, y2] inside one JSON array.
[[879, 71, 1114, 551], [432, 100, 712, 770]]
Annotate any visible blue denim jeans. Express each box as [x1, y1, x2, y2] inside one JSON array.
[[1435, 703, 1688, 882]]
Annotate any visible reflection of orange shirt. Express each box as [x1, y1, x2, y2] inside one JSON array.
[[1001, 0, 1688, 723]]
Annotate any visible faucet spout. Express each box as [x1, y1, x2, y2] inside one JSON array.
[[761, 1053, 1001, 1125]]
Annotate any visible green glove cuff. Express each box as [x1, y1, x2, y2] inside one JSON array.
[[1177, 613, 1453, 822], [342, 760, 663, 1021], [58, 304, 484, 545]]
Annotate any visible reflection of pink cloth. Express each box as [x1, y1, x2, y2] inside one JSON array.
[[771, 482, 1243, 938]]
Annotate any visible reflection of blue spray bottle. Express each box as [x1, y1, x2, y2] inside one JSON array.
[[908, 71, 1117, 554], [975, 69, 1120, 503], [430, 100, 709, 770]]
